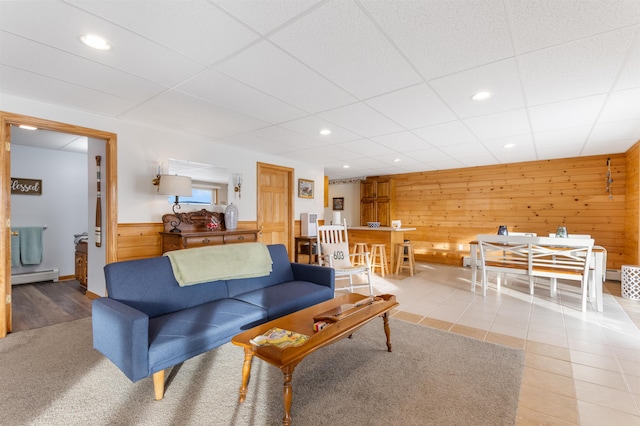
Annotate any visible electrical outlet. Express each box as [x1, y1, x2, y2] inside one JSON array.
[[458, 244, 464, 251]]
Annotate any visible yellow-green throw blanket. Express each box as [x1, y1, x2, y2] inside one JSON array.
[[164, 242, 273, 287]]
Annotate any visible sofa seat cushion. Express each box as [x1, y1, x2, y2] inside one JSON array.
[[233, 281, 334, 320], [148, 298, 267, 373]]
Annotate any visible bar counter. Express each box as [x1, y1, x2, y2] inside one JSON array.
[[347, 226, 416, 271]]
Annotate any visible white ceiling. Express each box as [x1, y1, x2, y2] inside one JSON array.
[[1, 0, 639, 179]]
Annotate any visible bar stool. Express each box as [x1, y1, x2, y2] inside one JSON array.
[[395, 242, 415, 276], [352, 242, 369, 266], [370, 244, 389, 277]]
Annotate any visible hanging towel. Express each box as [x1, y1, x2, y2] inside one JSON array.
[[10, 230, 20, 267], [19, 226, 43, 265]]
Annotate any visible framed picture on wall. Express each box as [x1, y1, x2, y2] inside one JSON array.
[[298, 179, 314, 199], [332, 197, 344, 211]]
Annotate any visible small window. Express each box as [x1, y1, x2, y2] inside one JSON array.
[[169, 186, 218, 206]]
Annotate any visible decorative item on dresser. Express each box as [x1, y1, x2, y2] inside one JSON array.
[[160, 209, 259, 254]]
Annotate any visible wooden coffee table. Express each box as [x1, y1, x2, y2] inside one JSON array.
[[232, 293, 398, 425]]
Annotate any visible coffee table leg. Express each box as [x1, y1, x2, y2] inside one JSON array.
[[383, 312, 392, 352], [281, 366, 296, 426], [239, 348, 254, 403]]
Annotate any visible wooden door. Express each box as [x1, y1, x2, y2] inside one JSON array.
[[257, 162, 293, 256]]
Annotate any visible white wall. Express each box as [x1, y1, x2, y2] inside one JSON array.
[[325, 181, 360, 226], [2, 95, 326, 295], [10, 145, 88, 277]]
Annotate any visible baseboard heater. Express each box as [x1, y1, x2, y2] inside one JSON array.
[[11, 269, 59, 285]]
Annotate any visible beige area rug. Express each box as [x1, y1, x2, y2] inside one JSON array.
[[0, 316, 523, 425]]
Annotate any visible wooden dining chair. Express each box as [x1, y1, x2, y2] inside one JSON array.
[[316, 219, 373, 295]]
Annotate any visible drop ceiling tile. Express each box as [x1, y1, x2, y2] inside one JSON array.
[[520, 28, 638, 106], [507, 0, 640, 53], [0, 1, 205, 87], [406, 147, 463, 164], [587, 118, 640, 145], [582, 137, 638, 157], [346, 156, 392, 169], [483, 133, 536, 163], [396, 163, 437, 174], [429, 59, 525, 118], [373, 153, 423, 167], [68, 0, 259, 65], [536, 143, 584, 160], [248, 126, 325, 149], [598, 88, 640, 123], [438, 141, 492, 160], [279, 116, 360, 143], [463, 109, 530, 140], [269, 0, 421, 99], [214, 134, 293, 155], [178, 68, 306, 123], [362, 0, 513, 79], [483, 133, 535, 152], [121, 91, 269, 140], [528, 95, 606, 132], [489, 149, 537, 165], [318, 103, 404, 138], [534, 126, 592, 152], [412, 121, 478, 147], [215, 41, 356, 113], [614, 35, 640, 91], [336, 139, 394, 157], [213, 0, 321, 35], [372, 131, 433, 152], [458, 155, 501, 168], [0, 65, 138, 116], [365, 84, 456, 129], [0, 33, 166, 102]]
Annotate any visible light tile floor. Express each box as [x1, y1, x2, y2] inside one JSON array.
[[351, 262, 640, 425]]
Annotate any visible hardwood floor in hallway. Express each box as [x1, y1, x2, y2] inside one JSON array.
[[10, 280, 92, 332]]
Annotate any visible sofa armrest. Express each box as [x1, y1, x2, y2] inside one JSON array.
[[291, 262, 335, 291], [92, 297, 150, 382]]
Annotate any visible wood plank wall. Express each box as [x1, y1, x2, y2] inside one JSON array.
[[385, 153, 627, 270], [625, 143, 639, 266], [116, 221, 259, 262]]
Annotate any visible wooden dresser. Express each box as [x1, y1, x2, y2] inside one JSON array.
[[75, 240, 88, 287], [160, 209, 259, 254]]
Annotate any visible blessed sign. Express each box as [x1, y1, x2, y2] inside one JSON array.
[[11, 178, 42, 195]]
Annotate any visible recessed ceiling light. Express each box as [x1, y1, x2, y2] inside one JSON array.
[[471, 91, 492, 101], [79, 34, 112, 51], [18, 125, 38, 130], [319, 129, 332, 136], [343, 165, 350, 169], [504, 143, 515, 148], [393, 158, 402, 163]]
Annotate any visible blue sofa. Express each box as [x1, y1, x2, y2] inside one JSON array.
[[92, 243, 335, 400]]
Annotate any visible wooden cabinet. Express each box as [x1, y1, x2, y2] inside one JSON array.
[[159, 209, 260, 254], [360, 178, 394, 226], [161, 230, 259, 254], [75, 241, 87, 288]]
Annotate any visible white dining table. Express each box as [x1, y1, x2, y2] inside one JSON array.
[[469, 241, 606, 312]]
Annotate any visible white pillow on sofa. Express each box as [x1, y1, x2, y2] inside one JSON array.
[[321, 242, 353, 269]]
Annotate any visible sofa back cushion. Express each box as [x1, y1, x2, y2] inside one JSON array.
[[226, 244, 294, 298], [104, 256, 230, 318]]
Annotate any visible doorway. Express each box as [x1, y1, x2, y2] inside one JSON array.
[[0, 111, 117, 338], [256, 162, 294, 257]]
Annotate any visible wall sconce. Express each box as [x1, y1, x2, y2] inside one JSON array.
[[233, 173, 242, 199], [157, 174, 192, 233]]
